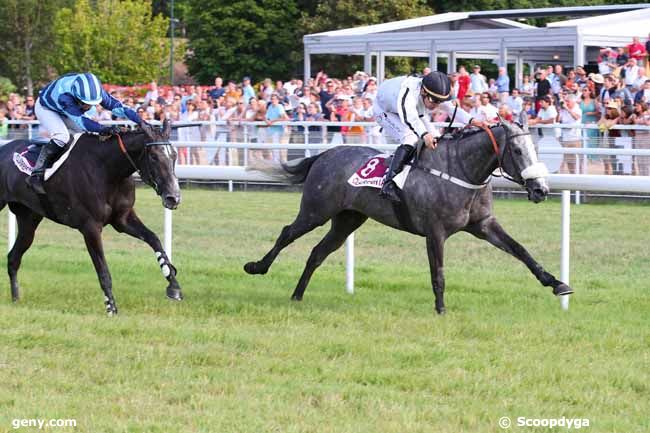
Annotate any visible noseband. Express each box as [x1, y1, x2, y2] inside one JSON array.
[[116, 134, 172, 194]]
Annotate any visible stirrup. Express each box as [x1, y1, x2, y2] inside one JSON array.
[[379, 180, 401, 203], [26, 174, 46, 195]]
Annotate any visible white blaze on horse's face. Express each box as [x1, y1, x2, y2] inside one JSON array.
[[519, 133, 549, 181]]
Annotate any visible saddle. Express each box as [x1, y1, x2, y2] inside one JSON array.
[[13, 133, 83, 180], [347, 153, 413, 190]]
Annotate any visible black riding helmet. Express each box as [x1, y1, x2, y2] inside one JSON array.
[[421, 71, 451, 103]]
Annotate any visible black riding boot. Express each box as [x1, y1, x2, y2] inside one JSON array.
[[25, 140, 63, 195], [379, 144, 414, 203]]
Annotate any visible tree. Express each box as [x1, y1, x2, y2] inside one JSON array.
[[184, 0, 300, 83], [53, 0, 171, 85], [0, 0, 71, 96], [298, 0, 433, 77]]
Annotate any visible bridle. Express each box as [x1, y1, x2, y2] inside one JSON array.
[[116, 134, 174, 194], [480, 125, 530, 186]]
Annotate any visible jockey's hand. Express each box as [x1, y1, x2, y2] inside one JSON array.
[[471, 119, 489, 129], [423, 132, 437, 149]]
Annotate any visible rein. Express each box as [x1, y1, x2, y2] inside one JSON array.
[[116, 134, 171, 193]]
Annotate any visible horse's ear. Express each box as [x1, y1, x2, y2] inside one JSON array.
[[139, 121, 155, 139], [519, 110, 529, 130], [163, 118, 172, 138]]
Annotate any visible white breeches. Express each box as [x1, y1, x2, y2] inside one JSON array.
[[35, 99, 82, 147]]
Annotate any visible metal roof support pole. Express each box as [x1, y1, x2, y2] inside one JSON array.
[[378, 52, 386, 83], [364, 43, 372, 77], [515, 55, 523, 89], [499, 38, 508, 68], [304, 47, 311, 83], [429, 40, 438, 71], [574, 32, 585, 67], [448, 51, 457, 74]]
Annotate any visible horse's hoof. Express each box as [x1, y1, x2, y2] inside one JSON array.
[[244, 261, 266, 275], [553, 283, 574, 296], [11, 296, 19, 303], [291, 294, 303, 302], [436, 307, 446, 315], [166, 288, 184, 301]]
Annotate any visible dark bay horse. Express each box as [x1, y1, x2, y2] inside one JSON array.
[[245, 118, 573, 313], [0, 121, 182, 315]]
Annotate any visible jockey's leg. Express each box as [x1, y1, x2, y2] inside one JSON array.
[[27, 100, 68, 194], [25, 140, 64, 194], [379, 143, 414, 203]]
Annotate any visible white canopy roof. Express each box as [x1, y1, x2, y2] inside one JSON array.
[[302, 4, 650, 83]]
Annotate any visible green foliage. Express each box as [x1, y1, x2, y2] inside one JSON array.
[[185, 0, 300, 83], [53, 0, 171, 85], [0, 0, 71, 95], [299, 0, 433, 77], [0, 77, 17, 101]]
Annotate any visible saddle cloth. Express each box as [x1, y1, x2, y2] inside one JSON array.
[[347, 153, 411, 189], [13, 133, 84, 180]]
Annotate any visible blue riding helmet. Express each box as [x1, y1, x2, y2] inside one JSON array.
[[71, 73, 103, 105]]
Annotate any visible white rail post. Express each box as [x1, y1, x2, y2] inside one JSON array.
[[8, 211, 16, 252], [164, 208, 173, 262], [560, 190, 571, 310], [345, 234, 354, 294]]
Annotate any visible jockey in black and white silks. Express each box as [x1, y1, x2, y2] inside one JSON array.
[[374, 71, 487, 203], [27, 72, 145, 194]]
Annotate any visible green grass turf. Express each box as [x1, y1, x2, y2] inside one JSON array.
[[0, 188, 648, 433]]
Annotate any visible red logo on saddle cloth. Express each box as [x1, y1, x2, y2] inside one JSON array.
[[347, 154, 390, 188]]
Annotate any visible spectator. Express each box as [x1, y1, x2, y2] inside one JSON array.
[[305, 102, 325, 145], [265, 93, 288, 161], [23, 95, 36, 120], [0, 107, 7, 138], [529, 95, 558, 138], [627, 37, 646, 65], [633, 68, 647, 93], [520, 74, 534, 97], [579, 87, 600, 170], [633, 101, 650, 175], [260, 78, 274, 102], [457, 66, 470, 100], [506, 88, 524, 117], [563, 69, 578, 94], [574, 66, 588, 88], [635, 79, 650, 104], [623, 58, 640, 90], [497, 104, 513, 122], [317, 78, 337, 119], [362, 77, 378, 101], [225, 80, 241, 102], [241, 77, 256, 103], [557, 95, 583, 173], [496, 66, 510, 103], [474, 92, 498, 122], [143, 81, 159, 106], [615, 47, 629, 73], [208, 76, 225, 101], [598, 100, 621, 175], [534, 69, 551, 112], [448, 72, 459, 100], [522, 98, 536, 119], [550, 64, 567, 101], [646, 32, 650, 73], [598, 48, 618, 76], [487, 78, 498, 101], [469, 65, 488, 94]]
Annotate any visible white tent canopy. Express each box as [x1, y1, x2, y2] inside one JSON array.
[[302, 5, 650, 85]]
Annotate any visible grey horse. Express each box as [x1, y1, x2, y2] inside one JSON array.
[[245, 118, 573, 314]]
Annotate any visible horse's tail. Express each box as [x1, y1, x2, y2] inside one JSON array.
[[247, 154, 322, 185]]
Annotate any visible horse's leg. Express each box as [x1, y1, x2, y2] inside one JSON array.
[[244, 210, 329, 276], [80, 224, 118, 315], [291, 210, 368, 301], [111, 209, 182, 301], [465, 216, 573, 296], [6, 204, 43, 302], [426, 233, 447, 314]]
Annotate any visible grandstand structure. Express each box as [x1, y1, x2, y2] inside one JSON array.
[[303, 4, 650, 88]]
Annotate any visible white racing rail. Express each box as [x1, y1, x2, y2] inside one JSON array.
[[3, 120, 650, 310]]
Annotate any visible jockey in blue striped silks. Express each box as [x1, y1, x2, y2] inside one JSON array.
[[27, 72, 145, 194]]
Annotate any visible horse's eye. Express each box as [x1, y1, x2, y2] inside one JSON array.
[[514, 148, 523, 156]]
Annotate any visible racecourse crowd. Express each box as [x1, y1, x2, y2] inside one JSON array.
[[2, 35, 650, 173]]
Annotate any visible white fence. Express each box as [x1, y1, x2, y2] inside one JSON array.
[[3, 120, 650, 311]]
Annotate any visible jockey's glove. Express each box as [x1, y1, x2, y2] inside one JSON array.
[[101, 125, 124, 136]]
